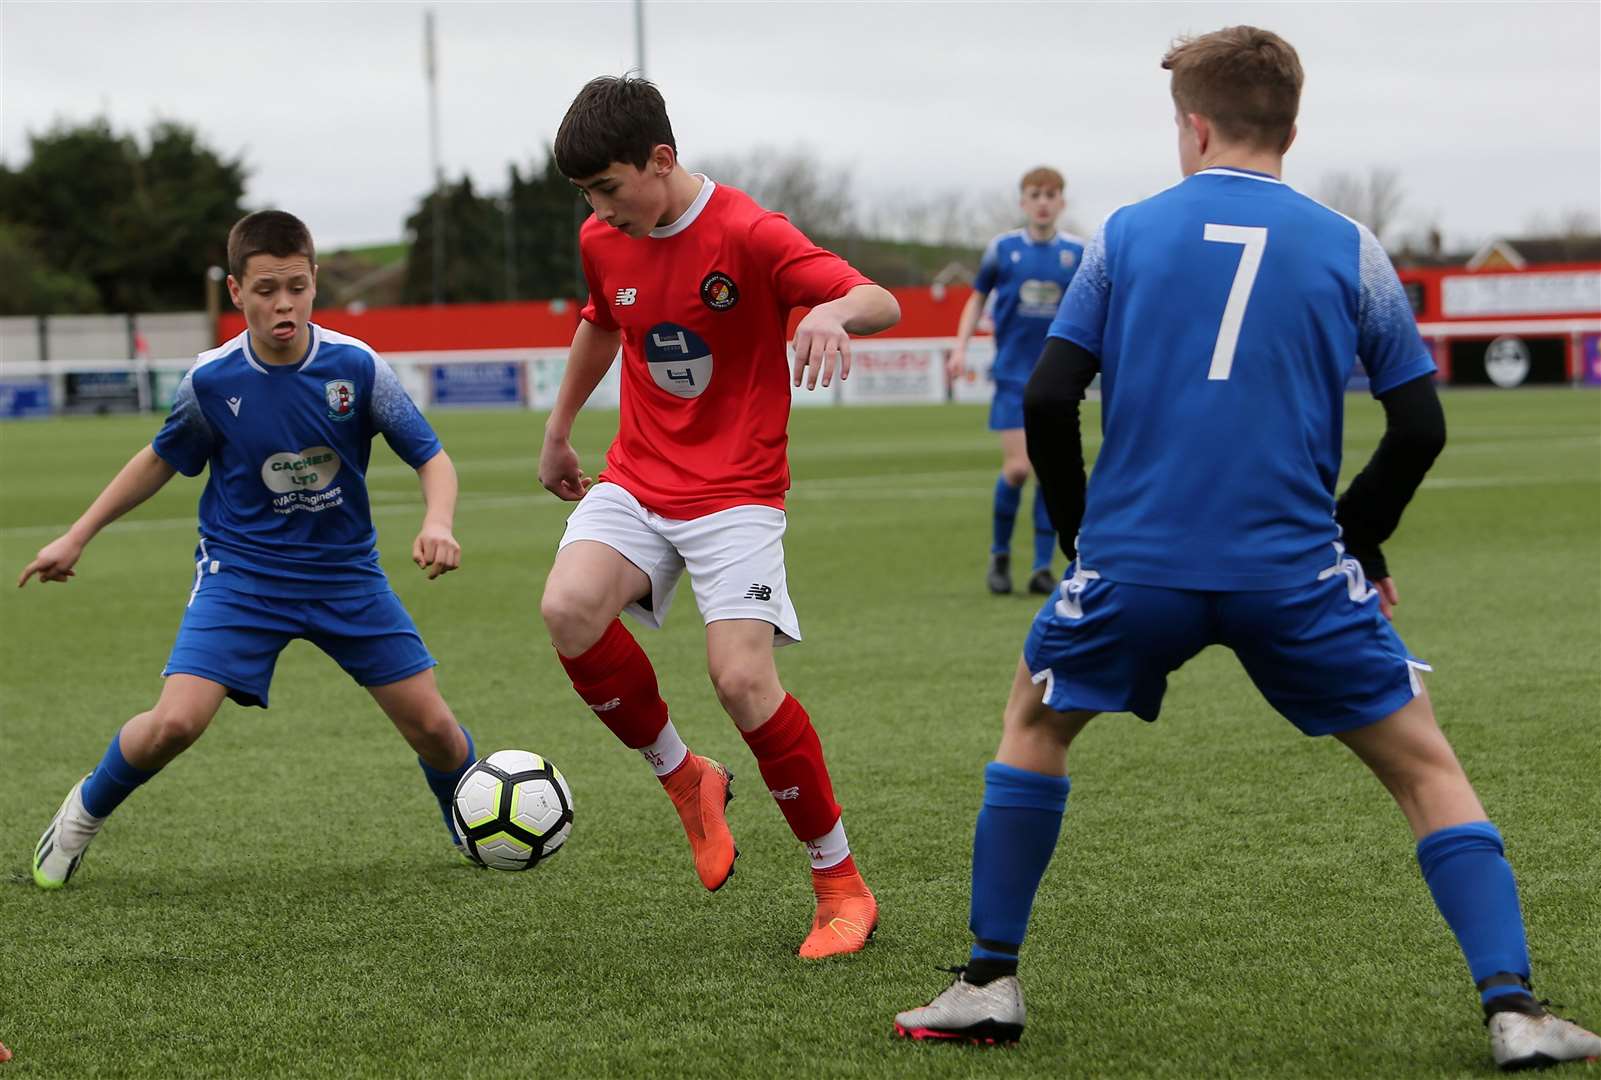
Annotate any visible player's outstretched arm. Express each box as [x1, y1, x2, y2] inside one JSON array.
[[791, 284, 900, 390], [412, 449, 462, 580], [540, 319, 621, 501], [1022, 337, 1101, 559], [1335, 374, 1447, 618], [947, 289, 988, 380], [17, 446, 177, 587]]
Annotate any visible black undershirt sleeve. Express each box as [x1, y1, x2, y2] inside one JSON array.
[[1334, 373, 1447, 581], [1023, 337, 1101, 562]]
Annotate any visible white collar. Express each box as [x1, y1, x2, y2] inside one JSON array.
[[243, 323, 321, 374], [650, 175, 716, 238], [1197, 166, 1285, 185]]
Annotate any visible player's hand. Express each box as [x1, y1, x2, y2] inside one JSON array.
[[413, 523, 461, 580], [792, 307, 853, 390], [17, 533, 85, 588], [946, 345, 967, 382], [1374, 577, 1399, 620], [539, 432, 592, 502]]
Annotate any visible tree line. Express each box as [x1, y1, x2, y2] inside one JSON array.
[[9, 117, 1593, 318]]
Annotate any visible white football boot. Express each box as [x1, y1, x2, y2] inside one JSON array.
[[1488, 995, 1601, 1071], [33, 778, 105, 889], [894, 968, 1025, 1045]]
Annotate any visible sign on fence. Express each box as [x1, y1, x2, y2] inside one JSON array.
[[430, 363, 525, 407], [0, 379, 51, 419]]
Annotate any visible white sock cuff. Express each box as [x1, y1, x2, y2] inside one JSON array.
[[640, 719, 689, 777], [805, 817, 850, 870]]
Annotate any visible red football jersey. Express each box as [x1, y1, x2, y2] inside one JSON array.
[[579, 178, 872, 519]]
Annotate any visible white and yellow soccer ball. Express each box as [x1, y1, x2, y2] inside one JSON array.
[[452, 750, 574, 871]]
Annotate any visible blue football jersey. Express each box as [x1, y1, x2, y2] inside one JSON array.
[[1047, 167, 1436, 591], [151, 325, 443, 598], [973, 229, 1085, 384]]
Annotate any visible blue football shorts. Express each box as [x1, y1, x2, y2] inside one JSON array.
[[1022, 557, 1430, 736], [988, 378, 1027, 431], [163, 582, 436, 708]]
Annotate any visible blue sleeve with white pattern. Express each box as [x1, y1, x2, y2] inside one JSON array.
[[150, 372, 214, 477], [371, 355, 442, 468], [1355, 225, 1436, 396], [1047, 223, 1111, 358]]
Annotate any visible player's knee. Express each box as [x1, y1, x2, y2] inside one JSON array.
[[1002, 461, 1031, 487], [147, 704, 210, 752], [707, 661, 769, 716], [540, 583, 606, 654]]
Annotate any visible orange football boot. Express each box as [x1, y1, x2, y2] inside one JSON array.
[[799, 861, 878, 958], [661, 755, 738, 891]]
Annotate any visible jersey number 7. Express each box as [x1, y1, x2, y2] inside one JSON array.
[[1203, 224, 1268, 381]]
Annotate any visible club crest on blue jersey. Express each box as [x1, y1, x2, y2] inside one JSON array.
[[1060, 249, 1077, 269], [700, 271, 739, 311], [324, 380, 357, 421], [644, 322, 713, 398]]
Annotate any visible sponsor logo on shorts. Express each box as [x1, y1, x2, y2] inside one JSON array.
[[744, 583, 772, 601], [770, 785, 800, 800], [593, 697, 622, 712], [700, 271, 739, 311]]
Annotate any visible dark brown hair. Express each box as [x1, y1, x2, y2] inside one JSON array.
[[227, 210, 315, 280], [1162, 26, 1303, 151], [554, 74, 676, 180]]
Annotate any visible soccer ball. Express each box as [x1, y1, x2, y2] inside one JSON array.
[[452, 750, 574, 871]]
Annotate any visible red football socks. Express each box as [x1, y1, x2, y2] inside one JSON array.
[[740, 693, 842, 843], [556, 619, 669, 750]]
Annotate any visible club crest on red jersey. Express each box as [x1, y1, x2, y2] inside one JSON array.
[[700, 271, 739, 311], [324, 379, 357, 421]]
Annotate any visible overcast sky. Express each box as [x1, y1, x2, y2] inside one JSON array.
[[4, 1, 1598, 251]]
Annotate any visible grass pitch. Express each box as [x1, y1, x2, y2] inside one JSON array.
[[1, 390, 1597, 1078]]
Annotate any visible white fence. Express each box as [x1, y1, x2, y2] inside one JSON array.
[[0, 338, 1001, 418]]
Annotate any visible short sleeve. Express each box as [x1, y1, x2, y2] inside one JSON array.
[[578, 235, 619, 332], [150, 371, 214, 477], [1355, 224, 1436, 397], [972, 236, 1001, 295], [748, 213, 872, 311], [370, 354, 442, 468], [1047, 223, 1111, 358]]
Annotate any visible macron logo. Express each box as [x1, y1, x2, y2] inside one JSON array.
[[614, 288, 638, 306], [770, 785, 800, 801], [226, 396, 242, 416], [593, 697, 622, 713]]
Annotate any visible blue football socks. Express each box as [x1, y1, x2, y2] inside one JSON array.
[[1416, 821, 1532, 1004], [1032, 487, 1056, 574], [992, 475, 1023, 556], [420, 725, 476, 839], [968, 761, 1070, 975], [79, 732, 159, 818]]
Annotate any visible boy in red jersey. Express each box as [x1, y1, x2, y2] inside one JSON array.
[[538, 75, 900, 959]]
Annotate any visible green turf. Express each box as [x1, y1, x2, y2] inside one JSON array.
[[0, 390, 1597, 1078]]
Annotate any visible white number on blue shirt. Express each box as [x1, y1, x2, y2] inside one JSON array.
[[1202, 224, 1268, 380]]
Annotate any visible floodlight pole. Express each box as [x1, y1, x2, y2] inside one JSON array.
[[634, 0, 646, 77], [425, 8, 445, 305]]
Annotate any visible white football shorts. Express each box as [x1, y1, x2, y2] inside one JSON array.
[[558, 481, 801, 645]]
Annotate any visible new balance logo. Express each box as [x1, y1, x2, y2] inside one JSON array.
[[770, 785, 800, 800], [593, 697, 622, 712], [614, 288, 638, 306], [226, 396, 242, 416], [744, 583, 772, 601]]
